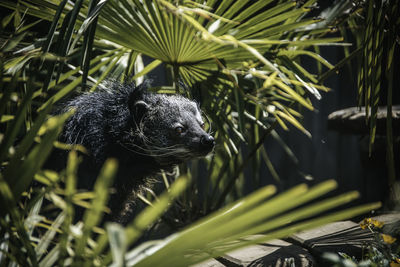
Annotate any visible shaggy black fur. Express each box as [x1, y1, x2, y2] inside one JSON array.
[[54, 81, 214, 224]]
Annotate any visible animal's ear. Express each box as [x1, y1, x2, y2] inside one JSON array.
[[132, 100, 149, 122]]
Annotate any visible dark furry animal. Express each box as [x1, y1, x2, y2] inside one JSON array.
[[57, 81, 215, 224]]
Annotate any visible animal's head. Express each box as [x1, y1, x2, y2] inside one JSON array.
[[128, 92, 215, 165]]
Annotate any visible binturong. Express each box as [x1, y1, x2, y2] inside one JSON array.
[[57, 81, 215, 224]]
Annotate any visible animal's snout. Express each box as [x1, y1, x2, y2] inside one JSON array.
[[200, 135, 215, 150]]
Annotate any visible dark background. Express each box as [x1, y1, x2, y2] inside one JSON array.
[[258, 44, 400, 207]]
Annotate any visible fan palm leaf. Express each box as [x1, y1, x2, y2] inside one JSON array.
[[0, 4, 385, 266]]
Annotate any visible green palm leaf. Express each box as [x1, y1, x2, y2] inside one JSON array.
[[125, 180, 380, 267], [0, 3, 384, 266], [1, 0, 344, 134]]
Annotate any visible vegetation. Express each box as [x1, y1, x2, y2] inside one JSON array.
[[0, 0, 396, 266], [331, 0, 399, 204], [324, 218, 400, 267]]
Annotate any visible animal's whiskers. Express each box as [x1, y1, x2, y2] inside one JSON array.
[[123, 130, 185, 152], [120, 141, 190, 157]]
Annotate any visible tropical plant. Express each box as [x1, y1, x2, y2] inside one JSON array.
[[350, 0, 400, 204], [1, 0, 347, 206], [0, 147, 380, 266], [324, 218, 400, 267], [315, 0, 400, 207], [0, 0, 384, 266]]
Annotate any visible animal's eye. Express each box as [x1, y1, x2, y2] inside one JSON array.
[[175, 126, 185, 134], [200, 123, 206, 129]]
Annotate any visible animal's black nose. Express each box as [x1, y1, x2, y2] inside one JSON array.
[[200, 135, 215, 149]]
